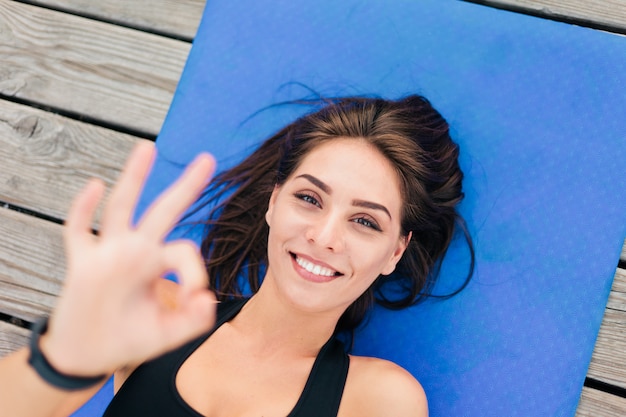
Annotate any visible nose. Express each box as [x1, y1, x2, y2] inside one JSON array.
[[306, 212, 345, 252]]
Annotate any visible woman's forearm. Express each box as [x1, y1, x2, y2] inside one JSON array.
[[0, 143, 218, 416], [0, 347, 103, 417]]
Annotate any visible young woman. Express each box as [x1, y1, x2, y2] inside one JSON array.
[[0, 95, 473, 416]]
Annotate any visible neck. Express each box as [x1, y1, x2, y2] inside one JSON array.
[[229, 281, 344, 358]]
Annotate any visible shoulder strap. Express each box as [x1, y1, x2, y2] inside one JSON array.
[[102, 297, 249, 417], [289, 338, 350, 417], [215, 297, 248, 326]]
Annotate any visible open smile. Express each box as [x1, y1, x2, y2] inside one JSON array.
[[290, 252, 344, 281]]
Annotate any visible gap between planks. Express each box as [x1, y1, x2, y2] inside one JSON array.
[[1, 205, 625, 388], [0, 320, 30, 358], [471, 0, 626, 34], [576, 386, 626, 417], [0, 0, 190, 136], [586, 268, 626, 388], [0, 207, 65, 321], [0, 99, 140, 220], [0, 0, 625, 414]]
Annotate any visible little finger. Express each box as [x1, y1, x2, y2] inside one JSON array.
[[64, 178, 105, 249]]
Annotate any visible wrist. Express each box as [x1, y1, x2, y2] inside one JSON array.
[[28, 317, 108, 391]]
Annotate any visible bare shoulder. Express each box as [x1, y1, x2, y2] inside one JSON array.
[[339, 355, 428, 417]]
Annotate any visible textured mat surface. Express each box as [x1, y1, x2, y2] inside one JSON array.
[[74, 1, 626, 416]]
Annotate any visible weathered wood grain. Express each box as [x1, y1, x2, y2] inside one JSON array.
[[0, 99, 139, 220], [0, 321, 29, 359], [479, 0, 626, 32], [0, 0, 624, 414], [0, 207, 65, 321], [0, 0, 190, 136], [576, 387, 626, 416], [606, 268, 626, 313], [26, 0, 205, 40], [587, 268, 626, 388]]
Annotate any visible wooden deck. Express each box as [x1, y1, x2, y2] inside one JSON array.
[[0, 0, 624, 415]]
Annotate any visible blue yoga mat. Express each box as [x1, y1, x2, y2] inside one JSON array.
[[74, 1, 626, 416]]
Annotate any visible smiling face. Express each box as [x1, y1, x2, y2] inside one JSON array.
[[263, 138, 409, 316]]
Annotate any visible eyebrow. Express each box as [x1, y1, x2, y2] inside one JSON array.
[[297, 174, 331, 194], [352, 200, 392, 220], [295, 174, 392, 220]]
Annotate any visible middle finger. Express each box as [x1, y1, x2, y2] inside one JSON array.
[[137, 153, 216, 240]]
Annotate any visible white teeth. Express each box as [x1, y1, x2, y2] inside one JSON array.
[[295, 256, 337, 277]]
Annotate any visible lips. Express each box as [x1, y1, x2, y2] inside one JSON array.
[[290, 252, 343, 280]]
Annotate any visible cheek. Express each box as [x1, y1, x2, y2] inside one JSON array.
[[352, 241, 398, 279], [267, 204, 301, 246], [274, 198, 312, 228]]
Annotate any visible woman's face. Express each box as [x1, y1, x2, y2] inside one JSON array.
[[264, 138, 408, 316]]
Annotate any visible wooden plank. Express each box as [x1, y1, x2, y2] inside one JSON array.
[[0, 207, 65, 322], [26, 0, 205, 40], [0, 1, 624, 411], [587, 268, 626, 388], [606, 268, 626, 313], [0, 99, 139, 220], [0, 321, 29, 358], [477, 0, 626, 33], [0, 0, 190, 136], [576, 387, 626, 416]]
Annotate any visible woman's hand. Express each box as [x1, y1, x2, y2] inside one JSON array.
[[40, 141, 218, 377]]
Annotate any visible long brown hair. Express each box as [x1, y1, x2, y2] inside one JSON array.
[[196, 95, 474, 332]]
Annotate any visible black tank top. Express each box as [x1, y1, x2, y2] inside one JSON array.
[[103, 298, 350, 417]]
